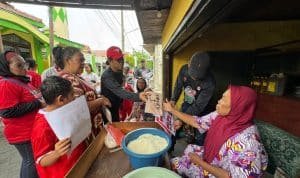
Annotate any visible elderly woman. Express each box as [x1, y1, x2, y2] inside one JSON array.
[[163, 86, 268, 178], [53, 46, 111, 135], [0, 51, 43, 178]]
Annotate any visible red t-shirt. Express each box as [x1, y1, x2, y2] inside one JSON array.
[[31, 112, 86, 178], [0, 78, 39, 143], [27, 70, 42, 89], [119, 84, 134, 121]]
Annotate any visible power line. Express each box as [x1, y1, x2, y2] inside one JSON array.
[[83, 11, 103, 48], [94, 10, 120, 40], [108, 10, 135, 51]]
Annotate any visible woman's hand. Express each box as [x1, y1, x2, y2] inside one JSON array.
[[188, 152, 230, 178], [99, 96, 111, 107], [163, 99, 175, 113], [54, 138, 71, 157], [188, 152, 202, 166]]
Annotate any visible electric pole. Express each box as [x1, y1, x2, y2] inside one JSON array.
[[121, 9, 125, 51], [49, 6, 54, 65]]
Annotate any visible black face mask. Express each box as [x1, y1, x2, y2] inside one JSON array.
[[188, 52, 210, 80]]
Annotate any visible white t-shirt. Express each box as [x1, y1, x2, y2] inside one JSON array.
[[81, 72, 99, 84]]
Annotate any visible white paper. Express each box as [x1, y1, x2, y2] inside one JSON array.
[[145, 92, 163, 116], [44, 96, 91, 152]]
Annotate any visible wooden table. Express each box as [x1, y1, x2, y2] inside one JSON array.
[[66, 122, 170, 178]]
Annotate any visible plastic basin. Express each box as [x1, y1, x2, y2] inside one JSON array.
[[122, 128, 171, 169], [123, 166, 180, 178]]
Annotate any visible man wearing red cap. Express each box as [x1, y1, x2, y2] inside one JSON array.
[[101, 46, 147, 121]]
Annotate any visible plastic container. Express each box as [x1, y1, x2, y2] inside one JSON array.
[[268, 73, 286, 96], [122, 128, 171, 169], [123, 166, 180, 178]]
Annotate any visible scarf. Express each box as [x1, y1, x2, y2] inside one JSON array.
[[203, 85, 257, 163]]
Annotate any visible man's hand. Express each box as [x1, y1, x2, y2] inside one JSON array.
[[139, 92, 148, 102], [54, 138, 71, 157]]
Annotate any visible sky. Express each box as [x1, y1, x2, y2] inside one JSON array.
[[11, 3, 144, 52]]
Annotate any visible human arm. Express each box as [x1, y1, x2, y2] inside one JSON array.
[[189, 129, 268, 178], [103, 76, 146, 102], [164, 100, 218, 132], [163, 100, 200, 129], [189, 153, 230, 178], [39, 138, 71, 167], [87, 96, 111, 113], [0, 100, 41, 118], [0, 81, 42, 118]]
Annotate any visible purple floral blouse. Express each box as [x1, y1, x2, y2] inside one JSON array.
[[171, 111, 268, 178]]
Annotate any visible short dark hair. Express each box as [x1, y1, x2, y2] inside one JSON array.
[[25, 58, 36, 69], [41, 76, 73, 105]]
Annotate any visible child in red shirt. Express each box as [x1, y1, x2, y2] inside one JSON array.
[[25, 58, 41, 89], [31, 76, 87, 178]]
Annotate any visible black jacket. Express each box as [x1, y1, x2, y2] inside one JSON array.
[[171, 64, 215, 116], [101, 68, 140, 121]]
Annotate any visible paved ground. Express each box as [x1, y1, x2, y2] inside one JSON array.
[[0, 124, 20, 178]]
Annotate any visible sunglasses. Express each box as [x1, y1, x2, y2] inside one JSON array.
[[11, 62, 26, 69]]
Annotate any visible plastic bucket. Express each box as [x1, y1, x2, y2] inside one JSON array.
[[122, 128, 171, 169]]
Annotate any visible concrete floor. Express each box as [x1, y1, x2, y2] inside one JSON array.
[[0, 124, 21, 178]]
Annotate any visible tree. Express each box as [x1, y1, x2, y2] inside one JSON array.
[[124, 54, 134, 67], [124, 50, 153, 70]]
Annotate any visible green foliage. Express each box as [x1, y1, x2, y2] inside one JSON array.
[[124, 54, 135, 67], [124, 50, 153, 70]]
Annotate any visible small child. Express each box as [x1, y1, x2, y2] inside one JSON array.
[[31, 76, 87, 178]]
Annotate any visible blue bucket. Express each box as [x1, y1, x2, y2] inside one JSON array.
[[122, 128, 171, 169]]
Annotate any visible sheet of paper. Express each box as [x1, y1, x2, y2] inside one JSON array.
[[145, 92, 163, 116], [44, 96, 91, 152], [155, 111, 175, 136]]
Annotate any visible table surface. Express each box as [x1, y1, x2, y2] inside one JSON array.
[[85, 147, 171, 178], [85, 146, 131, 178]]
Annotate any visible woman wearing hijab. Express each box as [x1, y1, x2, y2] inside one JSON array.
[[163, 86, 268, 178], [0, 51, 43, 178]]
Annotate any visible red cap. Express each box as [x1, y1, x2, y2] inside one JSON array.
[[106, 46, 123, 60]]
